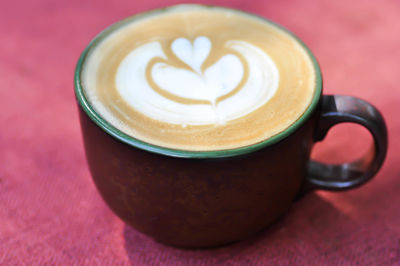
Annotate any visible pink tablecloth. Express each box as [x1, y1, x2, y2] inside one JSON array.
[[1, 0, 399, 264]]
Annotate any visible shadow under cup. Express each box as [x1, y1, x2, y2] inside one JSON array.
[[74, 6, 388, 248]]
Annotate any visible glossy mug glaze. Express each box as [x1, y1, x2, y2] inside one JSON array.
[[75, 5, 388, 248]]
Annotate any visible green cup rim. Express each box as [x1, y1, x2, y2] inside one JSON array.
[[74, 4, 322, 159]]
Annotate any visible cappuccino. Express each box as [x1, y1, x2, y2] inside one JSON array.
[[81, 5, 317, 150]]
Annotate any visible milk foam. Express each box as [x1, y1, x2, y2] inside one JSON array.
[[82, 5, 317, 150], [115, 36, 279, 125]]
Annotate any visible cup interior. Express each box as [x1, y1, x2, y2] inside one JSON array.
[[74, 4, 322, 159]]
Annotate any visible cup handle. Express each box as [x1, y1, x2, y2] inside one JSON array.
[[305, 95, 388, 191]]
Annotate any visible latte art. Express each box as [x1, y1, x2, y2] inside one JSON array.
[[81, 5, 316, 150], [116, 36, 279, 125]]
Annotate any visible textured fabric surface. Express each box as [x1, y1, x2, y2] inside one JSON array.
[[1, 0, 399, 264]]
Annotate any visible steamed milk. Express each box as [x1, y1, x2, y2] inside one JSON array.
[[81, 5, 316, 150]]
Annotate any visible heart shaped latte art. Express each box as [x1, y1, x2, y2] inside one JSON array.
[[115, 36, 279, 125], [152, 36, 244, 104], [171, 36, 211, 74]]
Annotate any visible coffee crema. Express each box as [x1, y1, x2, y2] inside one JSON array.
[[81, 5, 317, 151]]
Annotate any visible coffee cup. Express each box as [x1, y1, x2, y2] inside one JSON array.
[[74, 4, 388, 248]]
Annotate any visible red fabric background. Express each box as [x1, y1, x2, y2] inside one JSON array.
[[1, 0, 399, 264]]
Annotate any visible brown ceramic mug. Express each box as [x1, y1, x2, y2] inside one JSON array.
[[74, 6, 388, 248]]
